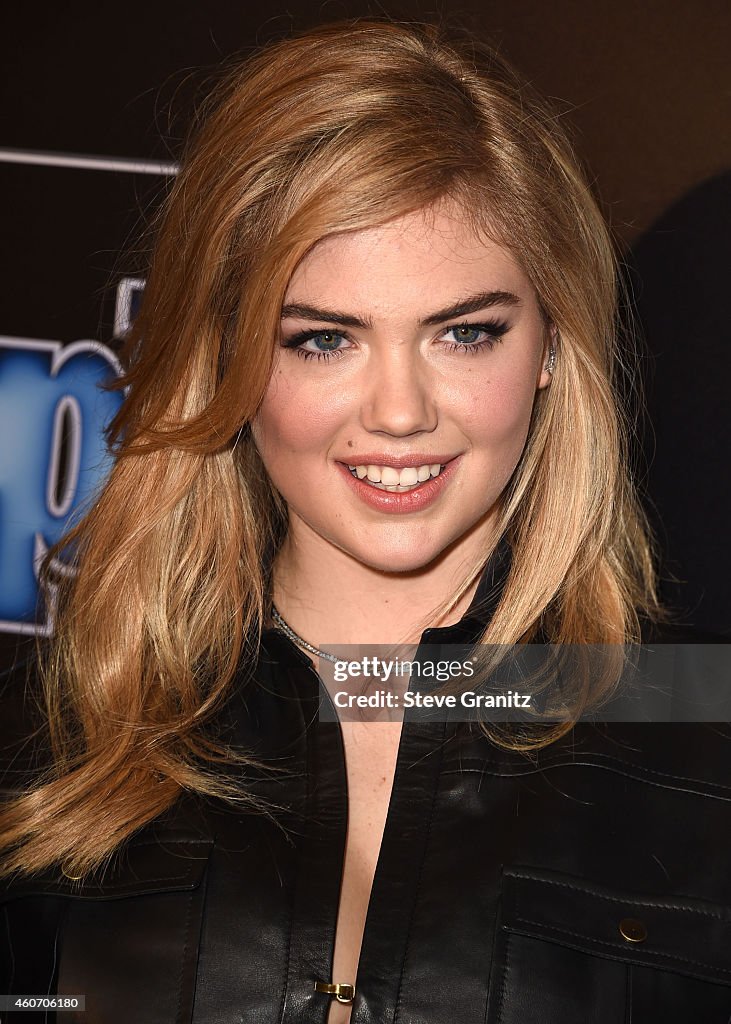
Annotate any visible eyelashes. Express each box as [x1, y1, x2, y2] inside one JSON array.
[[281, 320, 510, 363], [282, 328, 347, 362], [441, 322, 509, 354]]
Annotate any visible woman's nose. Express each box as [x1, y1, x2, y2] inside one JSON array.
[[359, 345, 438, 437]]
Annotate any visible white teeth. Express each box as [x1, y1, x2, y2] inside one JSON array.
[[346, 461, 447, 489], [370, 481, 424, 492]]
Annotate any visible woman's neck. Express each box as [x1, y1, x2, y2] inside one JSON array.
[[270, 522, 496, 648]]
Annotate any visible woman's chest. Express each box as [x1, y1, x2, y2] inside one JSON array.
[[325, 722, 403, 1024], [4, 723, 731, 1023], [201, 726, 731, 1024]]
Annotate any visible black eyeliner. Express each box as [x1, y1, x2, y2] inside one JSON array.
[[281, 327, 348, 348], [457, 319, 509, 333]]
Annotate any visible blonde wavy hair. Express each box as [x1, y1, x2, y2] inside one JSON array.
[[1, 18, 661, 879]]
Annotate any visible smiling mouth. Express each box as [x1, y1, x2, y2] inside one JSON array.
[[346, 463, 447, 492]]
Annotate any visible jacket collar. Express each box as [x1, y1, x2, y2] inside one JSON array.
[[417, 536, 512, 646], [461, 536, 513, 626]]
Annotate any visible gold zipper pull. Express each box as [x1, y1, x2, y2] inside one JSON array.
[[314, 981, 355, 1004]]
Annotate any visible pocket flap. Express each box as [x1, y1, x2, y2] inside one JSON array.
[[500, 866, 731, 986], [1, 837, 212, 901]]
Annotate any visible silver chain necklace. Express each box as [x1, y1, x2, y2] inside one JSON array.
[[270, 605, 340, 663]]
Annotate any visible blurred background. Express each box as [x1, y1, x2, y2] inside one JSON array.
[[1, 0, 729, 661]]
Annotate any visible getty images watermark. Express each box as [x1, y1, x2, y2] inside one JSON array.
[[311, 643, 731, 724], [329, 652, 531, 714]]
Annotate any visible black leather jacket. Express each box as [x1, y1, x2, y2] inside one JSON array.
[[2, 551, 731, 1023]]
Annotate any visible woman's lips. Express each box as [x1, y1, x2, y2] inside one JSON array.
[[336, 456, 461, 514]]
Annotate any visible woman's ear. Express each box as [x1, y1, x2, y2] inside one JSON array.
[[538, 324, 558, 389]]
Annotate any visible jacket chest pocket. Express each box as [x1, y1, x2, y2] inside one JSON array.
[[1, 838, 211, 1024], [486, 867, 731, 1024]]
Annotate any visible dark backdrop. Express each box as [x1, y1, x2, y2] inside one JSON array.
[[1, 0, 729, 667]]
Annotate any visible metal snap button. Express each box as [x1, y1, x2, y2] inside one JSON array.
[[619, 917, 647, 943]]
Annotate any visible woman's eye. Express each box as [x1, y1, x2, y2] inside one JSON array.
[[441, 322, 509, 352], [446, 325, 484, 345], [284, 330, 350, 361]]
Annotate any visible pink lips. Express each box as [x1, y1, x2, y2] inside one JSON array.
[[336, 456, 461, 514]]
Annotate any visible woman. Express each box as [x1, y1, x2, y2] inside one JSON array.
[[1, 18, 729, 1024]]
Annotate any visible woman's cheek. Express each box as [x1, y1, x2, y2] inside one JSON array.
[[253, 376, 346, 461], [463, 376, 535, 447]]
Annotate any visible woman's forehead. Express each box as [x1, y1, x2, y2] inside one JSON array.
[[282, 205, 531, 316]]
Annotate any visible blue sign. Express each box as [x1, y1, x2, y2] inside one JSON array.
[[0, 337, 124, 634]]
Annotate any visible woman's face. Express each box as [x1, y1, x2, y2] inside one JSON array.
[[252, 202, 552, 575]]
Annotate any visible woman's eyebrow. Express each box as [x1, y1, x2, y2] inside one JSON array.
[[280, 302, 370, 328], [279, 290, 522, 329], [421, 290, 521, 325]]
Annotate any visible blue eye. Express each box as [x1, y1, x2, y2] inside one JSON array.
[[446, 325, 484, 344], [283, 329, 349, 361], [442, 321, 509, 353]]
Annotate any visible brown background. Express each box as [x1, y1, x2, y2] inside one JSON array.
[[3, 0, 729, 245]]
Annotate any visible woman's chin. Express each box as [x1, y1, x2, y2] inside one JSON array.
[[338, 539, 449, 576]]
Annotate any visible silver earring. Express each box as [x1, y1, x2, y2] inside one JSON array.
[[546, 344, 556, 375]]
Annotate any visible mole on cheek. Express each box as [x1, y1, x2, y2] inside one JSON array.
[[347, 440, 354, 448]]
